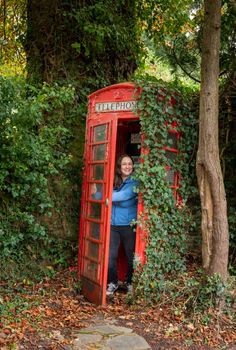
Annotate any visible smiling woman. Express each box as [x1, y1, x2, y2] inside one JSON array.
[[106, 154, 138, 296], [91, 154, 138, 296], [114, 155, 135, 186]]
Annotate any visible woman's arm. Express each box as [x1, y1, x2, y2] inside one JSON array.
[[112, 181, 138, 202]]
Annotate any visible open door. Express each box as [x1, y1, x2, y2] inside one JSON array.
[[79, 116, 117, 305]]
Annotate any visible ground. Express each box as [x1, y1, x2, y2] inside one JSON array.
[[0, 268, 235, 350]]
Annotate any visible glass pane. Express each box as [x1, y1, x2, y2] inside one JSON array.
[[92, 164, 104, 180], [165, 150, 177, 161], [89, 202, 102, 220], [167, 132, 178, 149], [93, 124, 107, 142], [166, 169, 176, 185], [84, 260, 98, 281], [89, 222, 101, 240], [90, 183, 103, 200], [92, 144, 106, 161], [87, 241, 99, 260]]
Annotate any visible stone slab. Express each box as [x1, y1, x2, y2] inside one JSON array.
[[74, 333, 103, 346], [78, 324, 132, 336], [106, 334, 151, 350]]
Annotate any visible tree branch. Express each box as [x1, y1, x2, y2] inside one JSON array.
[[172, 47, 201, 83]]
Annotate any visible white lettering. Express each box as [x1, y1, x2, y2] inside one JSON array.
[[95, 100, 137, 113]]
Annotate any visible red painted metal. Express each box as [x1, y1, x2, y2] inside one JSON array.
[[78, 82, 181, 305], [78, 116, 117, 305]]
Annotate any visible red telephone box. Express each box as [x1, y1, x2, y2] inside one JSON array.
[[78, 82, 180, 305]]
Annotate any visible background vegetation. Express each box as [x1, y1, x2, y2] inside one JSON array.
[[0, 0, 235, 305]]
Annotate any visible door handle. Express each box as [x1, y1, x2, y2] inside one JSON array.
[[105, 198, 109, 207]]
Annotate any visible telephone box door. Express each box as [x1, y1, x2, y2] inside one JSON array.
[[79, 117, 117, 305]]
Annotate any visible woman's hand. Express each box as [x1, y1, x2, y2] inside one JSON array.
[[91, 183, 97, 194]]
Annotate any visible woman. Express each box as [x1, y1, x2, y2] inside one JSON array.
[[107, 154, 138, 296]]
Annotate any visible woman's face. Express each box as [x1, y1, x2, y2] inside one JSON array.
[[120, 156, 133, 179]]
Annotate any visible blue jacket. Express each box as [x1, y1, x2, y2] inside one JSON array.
[[111, 177, 138, 226]]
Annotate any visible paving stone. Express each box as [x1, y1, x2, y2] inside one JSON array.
[[78, 324, 132, 336], [74, 333, 103, 346], [107, 325, 133, 334], [73, 334, 102, 350], [106, 334, 151, 350], [73, 319, 152, 350]]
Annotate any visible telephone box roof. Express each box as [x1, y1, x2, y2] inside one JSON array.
[[88, 82, 136, 99]]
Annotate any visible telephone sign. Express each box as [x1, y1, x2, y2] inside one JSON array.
[[95, 100, 137, 113]]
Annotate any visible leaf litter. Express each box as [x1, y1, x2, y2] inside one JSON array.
[[0, 267, 235, 350]]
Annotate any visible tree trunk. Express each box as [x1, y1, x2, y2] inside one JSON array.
[[196, 0, 229, 280]]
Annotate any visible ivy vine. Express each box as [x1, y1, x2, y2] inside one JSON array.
[[133, 81, 197, 302]]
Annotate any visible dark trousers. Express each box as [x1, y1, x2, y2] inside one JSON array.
[[108, 225, 136, 285]]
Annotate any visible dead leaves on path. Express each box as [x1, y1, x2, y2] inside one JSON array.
[[0, 268, 235, 350], [105, 299, 236, 349]]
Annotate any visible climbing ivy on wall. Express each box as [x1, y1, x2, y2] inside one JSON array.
[[133, 82, 197, 301]]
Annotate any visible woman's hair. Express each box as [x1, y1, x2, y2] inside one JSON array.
[[113, 154, 134, 189]]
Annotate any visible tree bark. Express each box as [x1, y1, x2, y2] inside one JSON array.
[[196, 0, 229, 280]]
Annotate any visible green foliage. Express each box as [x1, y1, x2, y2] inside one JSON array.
[[179, 272, 235, 320], [0, 0, 144, 281], [220, 0, 236, 74], [134, 263, 235, 316], [138, 0, 236, 82], [137, 0, 202, 81], [194, 274, 230, 309], [73, 1, 139, 57], [0, 279, 42, 325], [0, 0, 26, 75], [0, 77, 82, 272], [70, 0, 143, 85], [133, 81, 197, 302], [23, 0, 143, 86]]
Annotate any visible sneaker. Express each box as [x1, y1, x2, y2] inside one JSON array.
[[127, 283, 133, 294], [106, 282, 118, 296]]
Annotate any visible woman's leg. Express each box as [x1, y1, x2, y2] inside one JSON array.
[[120, 226, 136, 284], [108, 226, 120, 284]]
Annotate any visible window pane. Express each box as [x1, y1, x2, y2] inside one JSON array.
[[167, 132, 178, 149], [83, 260, 98, 281], [165, 150, 177, 161], [166, 169, 176, 185], [87, 241, 99, 260], [89, 202, 102, 220], [90, 183, 103, 200], [93, 124, 107, 142], [92, 164, 104, 180], [92, 144, 106, 160], [89, 222, 101, 240]]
